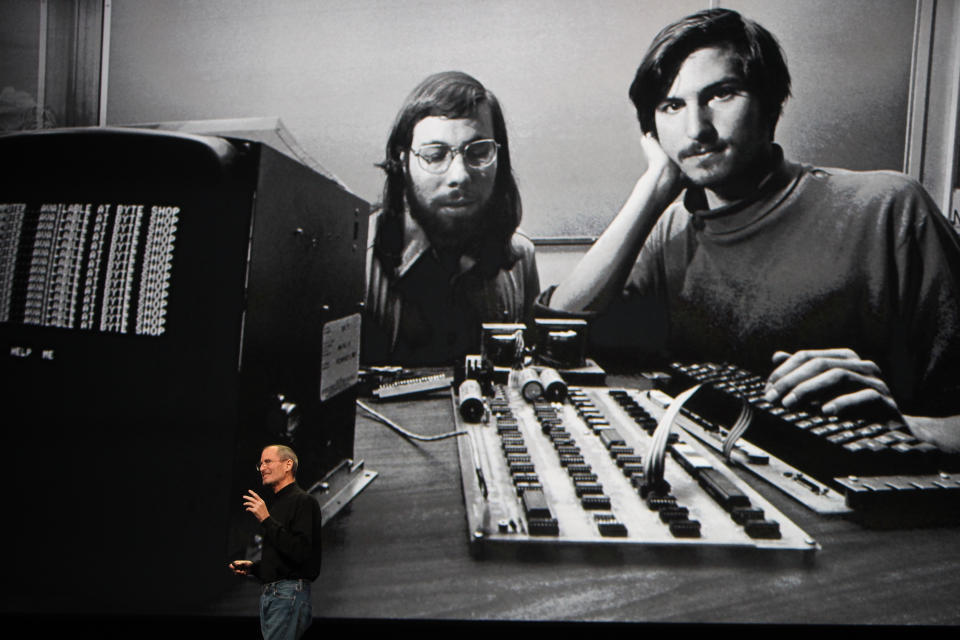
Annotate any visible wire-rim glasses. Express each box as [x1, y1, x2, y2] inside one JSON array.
[[409, 139, 499, 174]]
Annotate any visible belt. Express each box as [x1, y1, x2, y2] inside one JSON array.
[[261, 578, 311, 593]]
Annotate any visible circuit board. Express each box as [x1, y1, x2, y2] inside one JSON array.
[[641, 389, 853, 515], [453, 383, 819, 555]]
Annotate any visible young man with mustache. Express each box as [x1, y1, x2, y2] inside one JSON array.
[[545, 9, 960, 451]]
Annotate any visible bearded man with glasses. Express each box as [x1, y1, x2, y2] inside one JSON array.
[[363, 71, 539, 365]]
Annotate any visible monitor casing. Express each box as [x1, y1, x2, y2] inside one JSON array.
[[0, 127, 368, 613]]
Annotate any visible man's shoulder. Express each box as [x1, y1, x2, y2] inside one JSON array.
[[367, 208, 383, 251], [804, 165, 930, 203], [287, 483, 321, 510], [510, 229, 536, 255], [648, 197, 693, 243], [288, 482, 311, 497]]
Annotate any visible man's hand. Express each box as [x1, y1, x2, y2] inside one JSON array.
[[228, 559, 253, 576], [764, 348, 904, 423], [243, 490, 270, 523], [639, 133, 684, 198], [549, 133, 685, 313]]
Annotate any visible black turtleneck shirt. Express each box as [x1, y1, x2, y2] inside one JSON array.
[[252, 482, 322, 583]]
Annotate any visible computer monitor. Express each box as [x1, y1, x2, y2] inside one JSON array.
[[0, 126, 368, 613]]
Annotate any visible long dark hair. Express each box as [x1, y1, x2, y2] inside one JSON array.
[[374, 71, 522, 277], [629, 8, 791, 140]]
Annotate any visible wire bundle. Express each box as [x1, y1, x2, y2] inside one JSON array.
[[357, 400, 467, 442], [722, 400, 754, 461], [644, 384, 702, 492]]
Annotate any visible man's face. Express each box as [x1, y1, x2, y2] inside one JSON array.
[[654, 45, 773, 200], [259, 446, 291, 488], [404, 105, 498, 250]]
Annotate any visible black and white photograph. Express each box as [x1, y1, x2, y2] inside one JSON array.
[[1, 0, 959, 635]]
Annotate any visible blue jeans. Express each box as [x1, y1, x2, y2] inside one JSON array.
[[260, 579, 312, 640]]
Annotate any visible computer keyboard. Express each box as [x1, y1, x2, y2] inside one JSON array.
[[662, 362, 960, 523]]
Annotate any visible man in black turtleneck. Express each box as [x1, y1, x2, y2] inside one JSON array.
[[542, 8, 960, 452], [229, 444, 321, 640]]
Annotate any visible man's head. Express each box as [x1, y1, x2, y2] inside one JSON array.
[[629, 10, 791, 198], [630, 9, 791, 139], [377, 71, 521, 266], [259, 444, 297, 491]]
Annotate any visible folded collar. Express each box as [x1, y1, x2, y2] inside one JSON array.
[[683, 145, 801, 234], [397, 207, 477, 279]]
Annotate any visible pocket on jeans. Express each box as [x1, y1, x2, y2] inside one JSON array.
[[274, 582, 301, 600]]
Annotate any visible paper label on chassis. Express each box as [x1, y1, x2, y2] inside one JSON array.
[[320, 312, 361, 401]]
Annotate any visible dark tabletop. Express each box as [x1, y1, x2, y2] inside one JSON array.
[[267, 383, 960, 626]]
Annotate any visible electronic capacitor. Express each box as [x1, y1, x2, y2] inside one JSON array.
[[458, 379, 485, 422], [516, 367, 543, 402], [539, 367, 567, 401]]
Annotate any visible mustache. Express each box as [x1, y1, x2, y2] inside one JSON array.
[[679, 143, 725, 161], [438, 190, 478, 205]]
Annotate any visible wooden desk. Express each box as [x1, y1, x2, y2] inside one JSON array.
[[288, 387, 960, 625], [26, 377, 951, 630]]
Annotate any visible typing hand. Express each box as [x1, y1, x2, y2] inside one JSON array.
[[229, 559, 253, 576], [764, 348, 905, 424], [243, 490, 270, 523]]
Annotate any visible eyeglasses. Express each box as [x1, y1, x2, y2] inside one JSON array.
[[409, 139, 499, 174], [256, 458, 287, 472]]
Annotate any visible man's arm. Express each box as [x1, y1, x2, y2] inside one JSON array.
[[243, 488, 317, 565], [259, 496, 320, 566], [549, 135, 684, 312], [904, 415, 960, 453]]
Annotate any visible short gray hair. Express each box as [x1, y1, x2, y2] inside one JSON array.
[[265, 444, 299, 477]]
